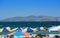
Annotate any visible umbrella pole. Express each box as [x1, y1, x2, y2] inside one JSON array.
[[4, 33, 6, 38], [4, 33, 5, 38]]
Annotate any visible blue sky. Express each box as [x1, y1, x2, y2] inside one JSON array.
[[0, 0, 60, 19]]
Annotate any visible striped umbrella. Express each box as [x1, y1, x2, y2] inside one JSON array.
[[2, 27, 10, 38], [0, 28, 3, 32], [11, 27, 17, 31], [31, 28, 38, 32], [27, 27, 33, 33], [16, 27, 22, 31], [36, 27, 41, 31], [6, 27, 11, 31], [2, 27, 9, 33], [9, 27, 17, 33], [22, 31, 30, 37], [22, 27, 33, 33], [40, 27, 46, 31], [12, 31, 24, 37]]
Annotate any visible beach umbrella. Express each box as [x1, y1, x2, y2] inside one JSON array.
[[6, 27, 11, 30], [2, 28, 9, 33], [8, 27, 17, 33], [44, 27, 48, 30], [22, 31, 30, 37], [36, 27, 41, 31], [12, 31, 24, 37], [6, 27, 17, 33], [6, 27, 11, 31], [22, 27, 33, 33], [21, 27, 26, 30], [0, 28, 4, 37], [2, 27, 10, 34], [40, 27, 46, 31], [22, 28, 28, 32], [27, 27, 33, 33], [49, 26, 60, 32], [32, 28, 38, 32], [16, 27, 22, 31], [0, 28, 4, 38], [2, 28, 10, 38], [0, 28, 3, 32], [6, 27, 16, 32]]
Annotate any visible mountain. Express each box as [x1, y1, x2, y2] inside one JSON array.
[[1, 16, 60, 22]]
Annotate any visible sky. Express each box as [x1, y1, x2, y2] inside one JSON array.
[[0, 0, 60, 20]]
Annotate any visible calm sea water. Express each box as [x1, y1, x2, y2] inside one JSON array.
[[0, 21, 60, 28]]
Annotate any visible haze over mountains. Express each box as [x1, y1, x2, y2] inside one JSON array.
[[1, 16, 60, 22]]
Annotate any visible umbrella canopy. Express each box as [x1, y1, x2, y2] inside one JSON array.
[[27, 27, 33, 33], [22, 31, 30, 37], [2, 28, 9, 33], [16, 27, 22, 31], [32, 28, 38, 32], [9, 27, 17, 33], [1, 28, 10, 35], [11, 28, 17, 31], [6, 27, 16, 32], [0, 28, 3, 32], [12, 31, 24, 36], [36, 27, 40, 31], [49, 26, 60, 32], [40, 27, 45, 31], [44, 27, 48, 30], [22, 28, 27, 32], [22, 27, 33, 33], [6, 27, 11, 30]]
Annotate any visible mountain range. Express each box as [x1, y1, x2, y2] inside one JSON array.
[[1, 16, 60, 22]]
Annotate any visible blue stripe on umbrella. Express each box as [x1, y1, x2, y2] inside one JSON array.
[[2, 28, 9, 33], [36, 27, 40, 31], [27, 27, 33, 33], [16, 27, 22, 31]]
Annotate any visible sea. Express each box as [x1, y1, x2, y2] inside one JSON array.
[[0, 21, 60, 28]]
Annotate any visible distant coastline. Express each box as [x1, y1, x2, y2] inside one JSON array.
[[0, 16, 60, 22]]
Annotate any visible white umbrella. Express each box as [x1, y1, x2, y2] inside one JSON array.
[[49, 26, 60, 32]]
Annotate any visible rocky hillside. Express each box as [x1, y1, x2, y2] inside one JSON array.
[[1, 16, 60, 22]]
